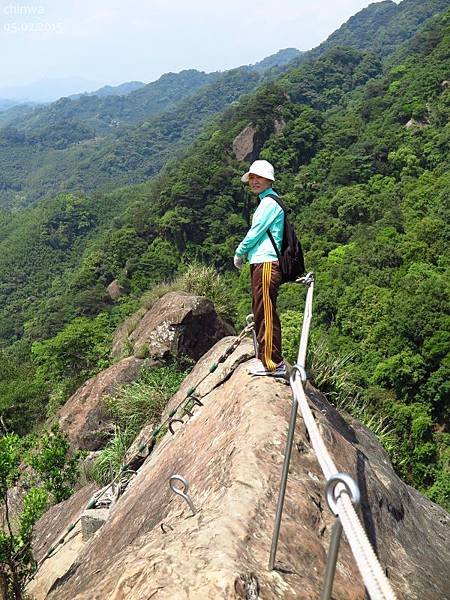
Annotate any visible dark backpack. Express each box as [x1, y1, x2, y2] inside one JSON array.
[[266, 194, 305, 282]]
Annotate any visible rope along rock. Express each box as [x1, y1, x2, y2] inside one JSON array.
[[30, 323, 254, 579]]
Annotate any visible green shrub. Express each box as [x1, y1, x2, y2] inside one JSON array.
[[280, 310, 302, 364], [0, 426, 85, 596], [426, 456, 450, 512], [28, 423, 82, 503], [106, 365, 187, 435], [179, 262, 236, 321], [308, 334, 360, 408], [31, 313, 113, 390], [93, 427, 135, 485], [93, 365, 188, 484]]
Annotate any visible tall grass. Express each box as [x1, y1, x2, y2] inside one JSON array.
[[308, 335, 399, 461], [178, 263, 235, 321], [281, 310, 399, 461], [93, 426, 135, 484], [106, 366, 185, 434], [92, 365, 187, 484], [140, 263, 235, 322], [307, 336, 359, 409]]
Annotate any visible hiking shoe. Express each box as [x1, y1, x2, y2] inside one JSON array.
[[248, 361, 287, 378]]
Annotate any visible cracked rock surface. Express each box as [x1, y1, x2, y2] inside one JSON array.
[[30, 338, 450, 599], [128, 291, 235, 361]]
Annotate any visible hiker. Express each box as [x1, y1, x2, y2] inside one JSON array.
[[234, 159, 287, 377]]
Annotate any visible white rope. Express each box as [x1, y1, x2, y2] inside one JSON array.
[[293, 276, 397, 600]]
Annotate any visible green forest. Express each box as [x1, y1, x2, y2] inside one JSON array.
[[0, 50, 300, 209], [0, 0, 448, 525]]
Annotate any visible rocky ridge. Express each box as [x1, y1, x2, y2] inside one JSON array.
[[28, 335, 450, 599], [56, 291, 234, 451]]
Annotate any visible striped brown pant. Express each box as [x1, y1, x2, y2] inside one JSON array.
[[250, 261, 283, 370]]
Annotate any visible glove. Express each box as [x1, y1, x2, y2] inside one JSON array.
[[234, 255, 244, 269]]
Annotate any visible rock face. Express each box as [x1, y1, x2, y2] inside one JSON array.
[[405, 117, 427, 129], [30, 337, 450, 600], [29, 484, 98, 600], [56, 293, 234, 451], [274, 117, 286, 133], [233, 117, 285, 162], [57, 357, 146, 450], [128, 291, 235, 361], [232, 123, 265, 162]]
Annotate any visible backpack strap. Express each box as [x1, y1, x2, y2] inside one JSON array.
[[265, 193, 284, 259], [266, 193, 287, 211], [267, 229, 281, 260]]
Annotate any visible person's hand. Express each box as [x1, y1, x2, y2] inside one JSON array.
[[234, 255, 244, 269]]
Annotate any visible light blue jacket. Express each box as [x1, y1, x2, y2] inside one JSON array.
[[235, 188, 284, 264]]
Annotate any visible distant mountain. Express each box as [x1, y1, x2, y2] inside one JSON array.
[[0, 51, 299, 208], [0, 99, 33, 112], [69, 81, 146, 100], [0, 77, 100, 103], [0, 0, 447, 208], [5, 49, 302, 138], [249, 48, 303, 72], [0, 102, 43, 129], [8, 70, 217, 136]]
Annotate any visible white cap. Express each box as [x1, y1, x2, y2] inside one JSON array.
[[241, 159, 275, 183]]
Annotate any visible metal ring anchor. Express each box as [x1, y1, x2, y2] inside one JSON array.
[[325, 473, 360, 516], [320, 472, 359, 600], [160, 522, 174, 534], [190, 395, 203, 407], [168, 418, 184, 435], [296, 271, 315, 286], [290, 362, 307, 384], [169, 475, 197, 516]]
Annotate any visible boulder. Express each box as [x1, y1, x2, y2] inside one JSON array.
[[111, 307, 146, 360], [57, 357, 146, 450], [106, 279, 126, 301], [81, 508, 109, 541], [128, 291, 235, 361], [29, 339, 449, 599], [405, 118, 427, 129]]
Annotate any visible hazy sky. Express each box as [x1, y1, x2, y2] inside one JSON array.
[[0, 0, 399, 95]]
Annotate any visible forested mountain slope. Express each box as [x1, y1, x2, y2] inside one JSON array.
[[0, 51, 299, 209], [7, 70, 216, 135], [0, 71, 210, 134], [306, 0, 450, 59], [0, 2, 448, 509], [1, 0, 446, 209], [0, 45, 387, 345], [69, 80, 146, 99], [0, 0, 445, 335], [0, 68, 260, 208]]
